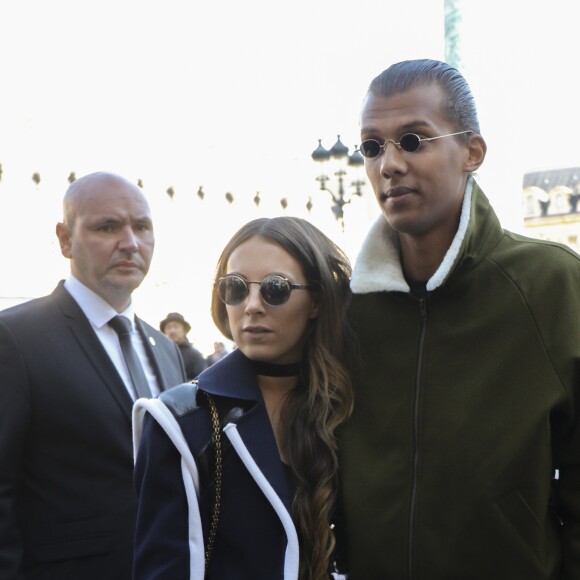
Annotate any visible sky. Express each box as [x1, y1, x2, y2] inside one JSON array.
[[1, 0, 578, 353]]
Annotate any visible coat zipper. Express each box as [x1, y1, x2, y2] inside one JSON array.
[[409, 297, 428, 580]]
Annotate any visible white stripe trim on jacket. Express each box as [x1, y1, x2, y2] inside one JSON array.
[[133, 402, 345, 579], [224, 423, 300, 579], [133, 397, 206, 579]]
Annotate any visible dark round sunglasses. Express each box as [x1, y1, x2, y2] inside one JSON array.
[[217, 274, 311, 307], [359, 130, 473, 158]]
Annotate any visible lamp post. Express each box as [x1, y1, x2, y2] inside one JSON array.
[[311, 135, 365, 229]]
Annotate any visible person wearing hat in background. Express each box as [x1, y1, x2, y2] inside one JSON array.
[[160, 312, 208, 381]]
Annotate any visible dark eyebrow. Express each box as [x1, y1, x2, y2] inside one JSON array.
[[361, 120, 436, 138], [133, 217, 153, 226], [91, 216, 153, 229], [399, 120, 437, 133], [94, 217, 122, 227], [360, 125, 381, 138]]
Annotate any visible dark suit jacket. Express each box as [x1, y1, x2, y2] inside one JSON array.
[[0, 281, 186, 580]]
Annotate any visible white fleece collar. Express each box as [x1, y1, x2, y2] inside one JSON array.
[[351, 177, 474, 294]]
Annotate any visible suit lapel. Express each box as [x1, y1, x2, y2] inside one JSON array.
[[53, 283, 134, 420], [136, 317, 182, 392]]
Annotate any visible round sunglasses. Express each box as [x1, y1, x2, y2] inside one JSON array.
[[359, 130, 473, 158], [217, 274, 311, 307]]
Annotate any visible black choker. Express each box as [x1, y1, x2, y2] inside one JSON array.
[[251, 359, 300, 377]]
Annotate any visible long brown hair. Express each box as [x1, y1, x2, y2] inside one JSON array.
[[211, 217, 354, 579]]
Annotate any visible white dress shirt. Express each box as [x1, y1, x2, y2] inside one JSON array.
[[64, 276, 161, 399]]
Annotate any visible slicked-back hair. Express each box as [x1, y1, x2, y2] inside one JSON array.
[[368, 58, 481, 134]]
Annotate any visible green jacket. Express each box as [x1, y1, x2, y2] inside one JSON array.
[[341, 178, 580, 579]]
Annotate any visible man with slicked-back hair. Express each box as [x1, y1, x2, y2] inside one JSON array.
[[341, 59, 580, 579]]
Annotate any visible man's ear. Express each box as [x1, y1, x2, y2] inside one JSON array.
[[56, 222, 72, 259], [464, 134, 487, 173]]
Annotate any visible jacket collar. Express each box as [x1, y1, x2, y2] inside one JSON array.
[[196, 348, 294, 513], [196, 348, 261, 401], [351, 177, 495, 294]]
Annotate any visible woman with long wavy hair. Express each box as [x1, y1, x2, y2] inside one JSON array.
[[133, 216, 354, 579]]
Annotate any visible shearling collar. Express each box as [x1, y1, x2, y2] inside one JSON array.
[[351, 177, 475, 294]]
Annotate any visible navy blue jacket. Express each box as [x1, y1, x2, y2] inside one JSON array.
[[133, 349, 300, 579]]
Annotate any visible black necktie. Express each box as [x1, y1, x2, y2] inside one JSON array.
[[108, 315, 152, 399]]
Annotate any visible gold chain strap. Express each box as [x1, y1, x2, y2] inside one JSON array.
[[203, 392, 222, 570]]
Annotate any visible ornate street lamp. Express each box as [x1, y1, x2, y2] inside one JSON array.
[[311, 135, 365, 229]]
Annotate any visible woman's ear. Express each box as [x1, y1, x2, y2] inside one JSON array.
[[309, 297, 319, 320], [464, 134, 487, 173]]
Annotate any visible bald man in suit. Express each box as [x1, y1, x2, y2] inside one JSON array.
[[0, 172, 186, 579]]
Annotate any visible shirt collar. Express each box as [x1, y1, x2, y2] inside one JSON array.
[[64, 275, 136, 330]]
